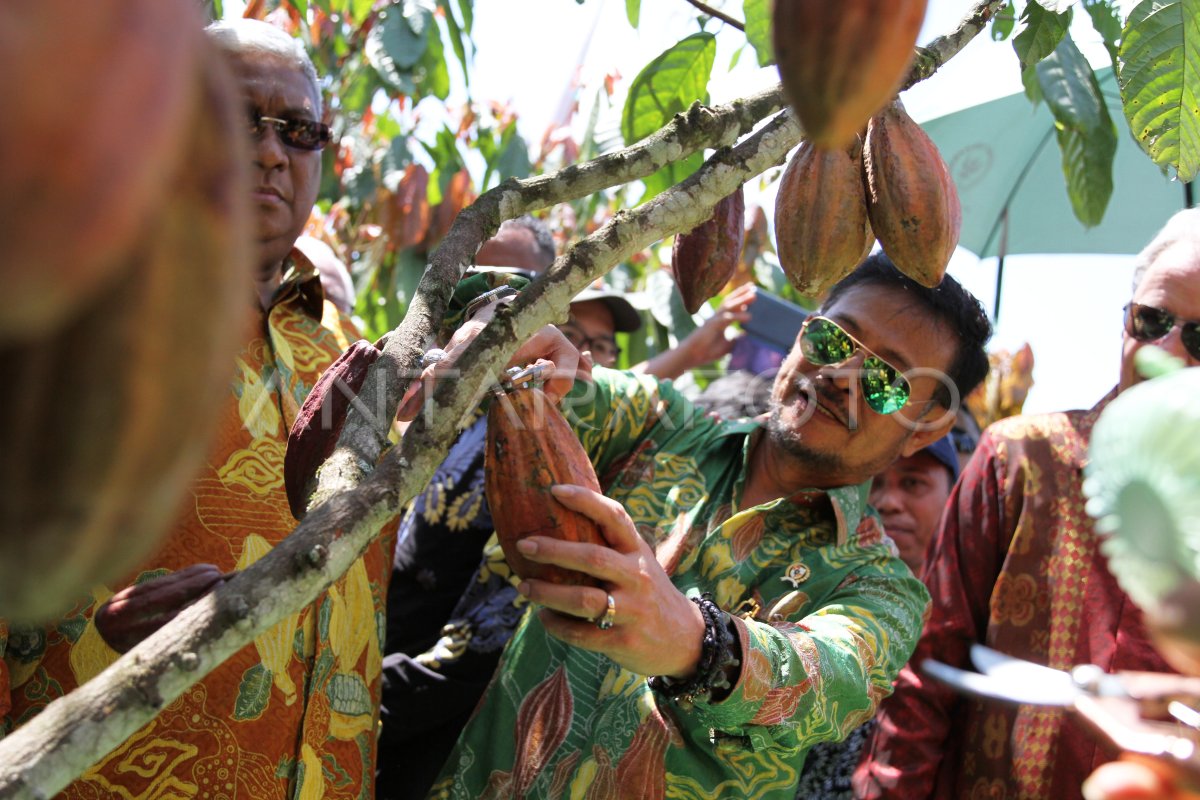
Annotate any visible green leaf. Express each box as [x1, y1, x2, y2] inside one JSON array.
[[621, 33, 716, 146], [1022, 62, 1044, 104], [1013, 2, 1071, 69], [1037, 34, 1117, 226], [414, 18, 451, 100], [1034, 0, 1074, 12], [1118, 0, 1200, 182], [440, 0, 471, 89], [496, 127, 532, 183], [456, 0, 473, 33], [287, 0, 308, 15], [621, 33, 715, 201], [626, 0, 640, 27], [645, 269, 698, 340], [327, 673, 373, 716], [1083, 0, 1123, 64], [743, 0, 774, 66], [350, 0, 374, 25], [234, 663, 272, 721], [364, 1, 435, 90], [991, 1, 1016, 41]]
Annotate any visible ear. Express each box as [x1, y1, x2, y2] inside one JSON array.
[[898, 406, 956, 458]]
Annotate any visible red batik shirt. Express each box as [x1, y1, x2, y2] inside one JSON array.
[[854, 390, 1177, 800]]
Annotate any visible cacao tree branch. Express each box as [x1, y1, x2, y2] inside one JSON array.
[[0, 5, 1006, 793], [902, 0, 1009, 90], [680, 0, 746, 31]]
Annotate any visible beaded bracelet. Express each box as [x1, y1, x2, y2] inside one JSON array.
[[648, 593, 740, 704]]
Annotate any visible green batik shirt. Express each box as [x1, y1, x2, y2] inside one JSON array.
[[428, 368, 930, 800]]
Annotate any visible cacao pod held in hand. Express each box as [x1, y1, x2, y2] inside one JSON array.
[[285, 339, 383, 520], [0, 0, 201, 339], [485, 386, 605, 586], [672, 187, 746, 314], [0, 37, 252, 622], [775, 138, 874, 298], [864, 101, 962, 287], [773, 0, 928, 149], [95, 564, 230, 653]]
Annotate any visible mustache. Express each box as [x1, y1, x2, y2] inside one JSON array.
[[795, 373, 852, 429]]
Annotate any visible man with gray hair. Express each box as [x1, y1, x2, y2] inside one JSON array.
[[856, 208, 1200, 799], [1, 18, 394, 799]]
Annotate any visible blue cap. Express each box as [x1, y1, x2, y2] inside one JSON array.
[[921, 435, 960, 483]]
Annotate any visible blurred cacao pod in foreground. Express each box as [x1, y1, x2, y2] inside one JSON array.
[[773, 0, 928, 149], [0, 0, 201, 340], [775, 138, 874, 298], [672, 187, 746, 314], [486, 385, 606, 586], [0, 16, 252, 621], [864, 101, 962, 287]]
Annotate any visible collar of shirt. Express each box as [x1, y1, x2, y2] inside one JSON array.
[[266, 248, 326, 319]]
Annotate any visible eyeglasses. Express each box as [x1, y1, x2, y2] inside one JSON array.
[[799, 316, 912, 415], [249, 111, 331, 151], [558, 322, 621, 365], [1124, 302, 1200, 361]]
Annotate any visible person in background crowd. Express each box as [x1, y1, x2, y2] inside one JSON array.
[[428, 253, 991, 799], [855, 207, 1200, 800], [794, 435, 963, 799]]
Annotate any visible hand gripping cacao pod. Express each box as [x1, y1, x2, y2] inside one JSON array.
[[672, 187, 746, 314], [773, 0, 928, 149], [0, 36, 252, 622], [285, 339, 382, 520], [485, 384, 606, 586], [775, 138, 874, 298], [863, 101, 962, 287], [0, 0, 202, 340]]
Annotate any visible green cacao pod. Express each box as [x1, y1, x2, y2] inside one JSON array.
[[773, 0, 928, 149]]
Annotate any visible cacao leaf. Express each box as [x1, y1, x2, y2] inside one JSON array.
[[438, 0, 471, 88], [743, 0, 774, 67], [626, 0, 640, 27], [1083, 0, 1123, 65], [349, 0, 373, 25], [991, 1, 1017, 41], [287, 0, 307, 16], [621, 33, 715, 201], [1022, 63, 1044, 104], [1013, 2, 1071, 70], [1037, 35, 1117, 226], [365, 2, 434, 87], [415, 16, 451, 100], [234, 663, 273, 721], [1118, 0, 1200, 182], [1034, 0, 1074, 12], [645, 268, 698, 339]]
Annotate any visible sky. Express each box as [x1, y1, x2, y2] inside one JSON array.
[[448, 0, 1155, 414]]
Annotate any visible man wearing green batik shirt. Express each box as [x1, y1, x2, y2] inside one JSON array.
[[429, 253, 992, 799]]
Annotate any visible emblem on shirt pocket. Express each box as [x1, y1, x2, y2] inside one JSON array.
[[781, 561, 811, 588]]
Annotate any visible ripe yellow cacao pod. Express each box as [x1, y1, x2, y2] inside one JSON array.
[[773, 0, 928, 149], [864, 101, 962, 287], [672, 187, 746, 314], [485, 386, 606, 586], [0, 37, 252, 622], [774, 138, 874, 298]]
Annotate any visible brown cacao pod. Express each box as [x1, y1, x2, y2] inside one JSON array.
[[285, 339, 382, 520], [672, 187, 746, 314], [774, 138, 874, 298], [0, 38, 253, 622], [485, 386, 605, 586], [863, 101, 962, 287], [0, 0, 201, 340], [773, 0, 928, 149], [95, 564, 229, 653]]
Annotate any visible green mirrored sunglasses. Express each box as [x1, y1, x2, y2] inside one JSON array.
[[799, 316, 911, 415]]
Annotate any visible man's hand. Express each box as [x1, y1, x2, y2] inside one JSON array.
[[1083, 757, 1200, 800], [637, 282, 756, 380], [514, 484, 705, 679], [95, 564, 230, 653], [397, 307, 589, 421]]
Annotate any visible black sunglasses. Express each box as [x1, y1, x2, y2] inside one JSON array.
[[249, 111, 331, 151], [1124, 302, 1200, 361]]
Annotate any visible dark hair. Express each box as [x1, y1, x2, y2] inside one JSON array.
[[501, 215, 557, 269], [821, 252, 992, 408]]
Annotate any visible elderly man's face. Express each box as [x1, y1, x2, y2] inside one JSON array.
[[231, 52, 322, 273], [869, 451, 953, 574], [767, 283, 958, 488], [1119, 241, 1200, 392]]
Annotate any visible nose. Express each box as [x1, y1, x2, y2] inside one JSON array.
[[254, 123, 288, 171], [1155, 324, 1197, 365], [825, 349, 867, 392], [871, 483, 903, 514]]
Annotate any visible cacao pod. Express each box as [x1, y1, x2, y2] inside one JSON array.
[[485, 386, 605, 586], [285, 339, 382, 520], [863, 101, 962, 287], [95, 564, 230, 653], [0, 37, 253, 622], [774, 138, 874, 298], [0, 0, 201, 340], [773, 0, 928, 149], [672, 187, 746, 314]]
